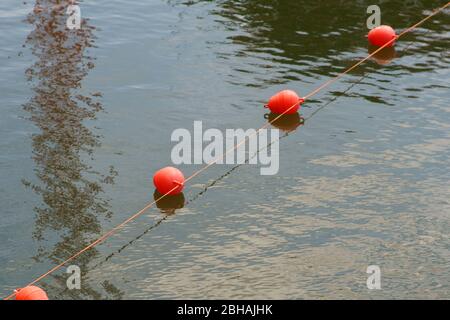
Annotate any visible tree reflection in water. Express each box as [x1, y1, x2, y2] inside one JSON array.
[[22, 0, 121, 299]]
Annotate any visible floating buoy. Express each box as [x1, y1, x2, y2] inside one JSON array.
[[265, 112, 304, 132], [265, 90, 304, 115], [153, 190, 185, 214], [15, 286, 49, 300], [368, 44, 396, 65], [153, 166, 185, 195], [367, 25, 397, 47]]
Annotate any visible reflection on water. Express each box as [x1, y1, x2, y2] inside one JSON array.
[[89, 191, 187, 271], [265, 112, 304, 132], [209, 0, 449, 104], [22, 0, 120, 299], [368, 44, 397, 65], [154, 190, 185, 215]]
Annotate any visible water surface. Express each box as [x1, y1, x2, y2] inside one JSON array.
[[0, 0, 449, 299]]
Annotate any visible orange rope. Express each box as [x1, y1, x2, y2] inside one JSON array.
[[4, 1, 449, 300]]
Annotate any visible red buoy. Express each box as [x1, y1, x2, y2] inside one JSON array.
[[367, 25, 397, 47], [15, 286, 49, 300], [265, 90, 304, 115], [153, 166, 185, 195]]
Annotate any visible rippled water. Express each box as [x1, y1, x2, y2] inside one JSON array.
[[0, 0, 449, 299]]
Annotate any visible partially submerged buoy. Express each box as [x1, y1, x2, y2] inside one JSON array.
[[15, 286, 49, 300], [368, 44, 396, 65], [153, 167, 185, 195], [265, 112, 304, 132], [265, 90, 304, 115], [367, 25, 397, 47]]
